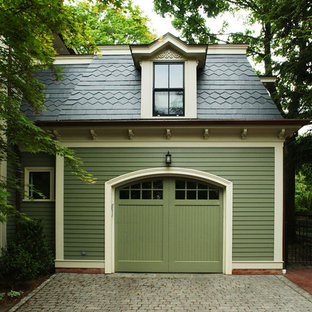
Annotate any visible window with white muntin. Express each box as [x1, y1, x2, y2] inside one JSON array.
[[24, 167, 54, 201], [153, 63, 184, 116], [130, 33, 207, 119]]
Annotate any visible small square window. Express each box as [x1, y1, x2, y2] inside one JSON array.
[[25, 168, 54, 201]]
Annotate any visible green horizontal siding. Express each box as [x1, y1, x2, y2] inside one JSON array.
[[6, 153, 55, 248], [64, 147, 275, 261]]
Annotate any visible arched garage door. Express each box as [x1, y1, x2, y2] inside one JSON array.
[[115, 178, 223, 273]]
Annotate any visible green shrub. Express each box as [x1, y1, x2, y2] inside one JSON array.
[[14, 219, 54, 276], [0, 242, 39, 285], [0, 219, 54, 287]]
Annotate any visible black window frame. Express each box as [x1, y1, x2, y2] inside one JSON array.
[[24, 167, 55, 201], [153, 62, 185, 117]]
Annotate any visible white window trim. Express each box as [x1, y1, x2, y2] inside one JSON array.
[[141, 59, 198, 119], [24, 167, 55, 202]]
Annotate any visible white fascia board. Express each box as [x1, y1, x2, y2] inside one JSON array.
[[207, 44, 248, 55], [97, 45, 131, 55], [131, 36, 207, 56], [260, 76, 277, 83], [53, 55, 94, 64], [131, 34, 207, 68]]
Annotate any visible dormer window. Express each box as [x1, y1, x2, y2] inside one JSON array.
[[153, 63, 184, 116], [130, 33, 208, 119]]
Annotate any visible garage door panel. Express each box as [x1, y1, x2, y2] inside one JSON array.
[[169, 204, 222, 272], [115, 203, 168, 272]]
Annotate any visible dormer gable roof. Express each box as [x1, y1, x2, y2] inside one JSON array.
[[130, 33, 208, 69]]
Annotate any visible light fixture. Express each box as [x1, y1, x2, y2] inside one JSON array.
[[165, 151, 172, 166]]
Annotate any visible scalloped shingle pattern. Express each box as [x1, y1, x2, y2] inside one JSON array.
[[21, 65, 90, 121], [197, 55, 282, 119], [22, 54, 282, 121], [59, 56, 141, 120]]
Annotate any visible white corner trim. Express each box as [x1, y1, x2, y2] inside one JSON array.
[[184, 60, 197, 118], [232, 261, 283, 270], [140, 61, 153, 118], [55, 155, 64, 260], [24, 167, 55, 201], [274, 144, 284, 263], [105, 167, 233, 274], [55, 260, 105, 269]]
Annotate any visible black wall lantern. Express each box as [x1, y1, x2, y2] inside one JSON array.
[[165, 151, 172, 166]]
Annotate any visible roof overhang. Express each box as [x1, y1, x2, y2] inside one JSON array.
[[130, 33, 208, 69], [37, 119, 309, 142], [37, 118, 309, 128]]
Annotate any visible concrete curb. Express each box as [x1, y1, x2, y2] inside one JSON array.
[[8, 274, 57, 312], [276, 275, 312, 303]]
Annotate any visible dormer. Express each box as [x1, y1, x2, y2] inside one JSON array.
[[130, 33, 207, 119]]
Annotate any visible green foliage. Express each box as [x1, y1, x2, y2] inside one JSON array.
[[0, 219, 54, 287], [7, 290, 23, 298], [0, 0, 156, 221], [295, 171, 312, 213], [0, 0, 122, 221], [72, 1, 156, 51]]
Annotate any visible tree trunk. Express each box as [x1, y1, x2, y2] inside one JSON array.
[[263, 22, 272, 76]]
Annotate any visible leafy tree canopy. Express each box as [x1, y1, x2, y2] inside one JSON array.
[[0, 0, 144, 222], [72, 1, 156, 52]]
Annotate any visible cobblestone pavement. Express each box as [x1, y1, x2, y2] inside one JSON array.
[[12, 273, 312, 312]]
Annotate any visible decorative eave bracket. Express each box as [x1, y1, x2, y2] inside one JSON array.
[[278, 128, 286, 140], [241, 128, 248, 140], [128, 129, 135, 140], [165, 129, 172, 140], [90, 129, 97, 140], [53, 130, 61, 140], [203, 129, 209, 139]]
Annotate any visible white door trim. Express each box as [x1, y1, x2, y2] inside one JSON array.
[[105, 167, 233, 274]]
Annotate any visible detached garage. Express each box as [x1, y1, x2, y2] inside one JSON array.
[[3, 34, 307, 274]]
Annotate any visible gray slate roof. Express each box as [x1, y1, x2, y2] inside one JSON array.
[[197, 55, 281, 119], [22, 54, 282, 121]]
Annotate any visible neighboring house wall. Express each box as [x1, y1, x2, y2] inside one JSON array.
[[6, 153, 55, 248], [63, 146, 275, 262]]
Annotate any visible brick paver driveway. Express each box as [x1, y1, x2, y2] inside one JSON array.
[[12, 273, 312, 312]]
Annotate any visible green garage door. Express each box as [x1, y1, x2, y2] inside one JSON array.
[[115, 178, 223, 273]]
